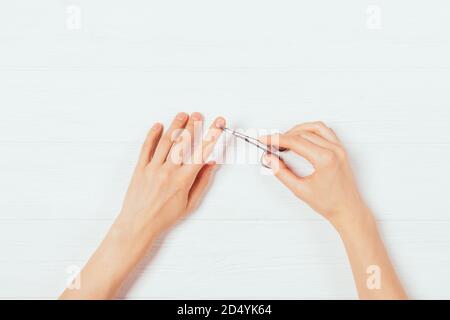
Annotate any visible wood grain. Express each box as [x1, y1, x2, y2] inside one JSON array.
[[1, 0, 450, 299]]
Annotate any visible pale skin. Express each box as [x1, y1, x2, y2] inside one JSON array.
[[260, 122, 407, 300], [60, 113, 406, 300]]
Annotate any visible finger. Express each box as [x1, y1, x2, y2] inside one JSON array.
[[152, 112, 189, 164], [165, 134, 185, 166], [186, 112, 203, 153], [166, 112, 203, 167], [138, 123, 163, 167], [186, 161, 217, 213], [264, 153, 308, 199], [184, 116, 225, 175], [297, 131, 336, 151], [259, 134, 327, 168], [202, 117, 226, 159], [286, 121, 339, 143]]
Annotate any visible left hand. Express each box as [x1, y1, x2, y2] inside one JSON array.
[[115, 112, 226, 246], [60, 112, 225, 299]]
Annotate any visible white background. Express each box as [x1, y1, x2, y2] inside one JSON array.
[[1, 0, 450, 299]]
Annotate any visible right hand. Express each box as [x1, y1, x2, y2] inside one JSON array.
[[259, 122, 369, 229]]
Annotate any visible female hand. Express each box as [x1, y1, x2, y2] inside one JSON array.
[[60, 112, 225, 299], [260, 122, 407, 299], [116, 112, 226, 243], [259, 122, 367, 230]]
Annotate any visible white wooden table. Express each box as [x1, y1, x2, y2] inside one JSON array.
[[1, 1, 450, 299]]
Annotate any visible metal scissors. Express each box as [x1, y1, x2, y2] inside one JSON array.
[[221, 127, 286, 168]]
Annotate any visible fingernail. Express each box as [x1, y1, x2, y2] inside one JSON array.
[[191, 112, 203, 121], [176, 112, 188, 121], [215, 117, 225, 128], [263, 153, 272, 167], [208, 161, 218, 172], [274, 146, 288, 152], [151, 122, 162, 131]]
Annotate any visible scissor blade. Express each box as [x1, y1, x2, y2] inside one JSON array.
[[222, 127, 271, 154]]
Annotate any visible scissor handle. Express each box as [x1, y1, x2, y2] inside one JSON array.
[[260, 150, 283, 169], [222, 127, 286, 168]]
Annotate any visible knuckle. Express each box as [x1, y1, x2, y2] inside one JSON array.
[[204, 133, 217, 145], [293, 135, 305, 145], [166, 133, 179, 145], [161, 132, 172, 144], [334, 146, 347, 160], [282, 133, 293, 141], [171, 128, 183, 141], [182, 130, 193, 144], [300, 131, 314, 140], [321, 150, 337, 165]]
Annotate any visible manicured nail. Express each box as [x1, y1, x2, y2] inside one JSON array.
[[151, 122, 162, 131], [215, 117, 225, 128], [176, 112, 188, 121], [208, 160, 218, 172], [191, 112, 203, 121], [274, 146, 288, 152], [263, 153, 272, 167]]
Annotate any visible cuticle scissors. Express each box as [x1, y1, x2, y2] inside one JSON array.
[[221, 127, 285, 168]]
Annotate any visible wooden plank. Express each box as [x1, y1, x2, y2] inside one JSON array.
[[1, 68, 449, 144], [1, 0, 450, 299], [1, 142, 449, 221], [0, 220, 448, 299]]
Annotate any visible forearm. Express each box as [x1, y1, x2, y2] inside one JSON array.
[[59, 113, 223, 299], [60, 219, 157, 300], [333, 205, 407, 300]]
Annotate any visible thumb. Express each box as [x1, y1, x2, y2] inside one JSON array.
[[264, 153, 308, 199]]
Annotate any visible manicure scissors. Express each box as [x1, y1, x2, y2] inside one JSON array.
[[221, 127, 285, 168]]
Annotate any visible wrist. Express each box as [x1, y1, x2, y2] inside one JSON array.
[[329, 202, 376, 238], [73, 216, 160, 299], [91, 222, 154, 282], [108, 214, 159, 258]]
